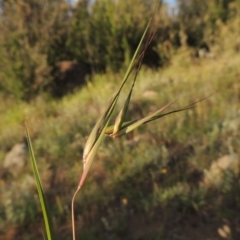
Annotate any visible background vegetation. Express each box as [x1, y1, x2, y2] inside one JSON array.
[[0, 0, 240, 239]]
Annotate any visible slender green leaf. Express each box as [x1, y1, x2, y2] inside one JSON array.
[[105, 105, 193, 137], [113, 74, 137, 135], [105, 120, 138, 135], [109, 95, 212, 138], [113, 99, 178, 137], [25, 123, 54, 240], [111, 20, 153, 135], [79, 118, 110, 188]]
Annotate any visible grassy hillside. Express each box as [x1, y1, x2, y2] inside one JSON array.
[[1, 17, 240, 240]]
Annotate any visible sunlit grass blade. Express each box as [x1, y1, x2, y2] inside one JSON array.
[[105, 106, 193, 137], [109, 95, 213, 138], [112, 106, 194, 137], [105, 120, 138, 135], [119, 19, 152, 92], [25, 123, 54, 240], [113, 75, 136, 135], [83, 117, 103, 161], [142, 95, 213, 125], [112, 28, 149, 135], [79, 119, 110, 188], [112, 99, 178, 137]]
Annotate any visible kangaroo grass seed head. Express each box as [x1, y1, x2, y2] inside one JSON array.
[[71, 19, 155, 240], [71, 3, 213, 239], [78, 18, 153, 189]]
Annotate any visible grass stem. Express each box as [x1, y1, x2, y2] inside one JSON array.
[[72, 186, 81, 240]]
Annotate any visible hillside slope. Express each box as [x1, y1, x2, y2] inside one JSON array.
[[0, 19, 240, 240]]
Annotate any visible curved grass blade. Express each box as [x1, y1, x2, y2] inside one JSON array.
[[79, 118, 110, 188], [110, 94, 213, 138], [25, 123, 54, 240], [112, 99, 178, 137], [105, 120, 138, 135], [105, 106, 193, 137], [113, 25, 151, 135], [113, 73, 137, 135]]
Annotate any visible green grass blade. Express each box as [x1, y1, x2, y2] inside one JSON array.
[[105, 120, 138, 135], [111, 20, 152, 135], [113, 82, 134, 135], [142, 105, 194, 124], [25, 123, 54, 240], [105, 106, 193, 137], [83, 117, 103, 160], [114, 106, 194, 137], [116, 19, 152, 96], [115, 99, 178, 136], [79, 118, 110, 188], [111, 95, 212, 138]]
